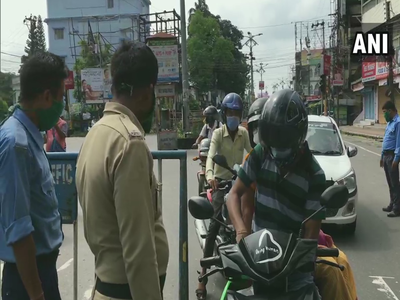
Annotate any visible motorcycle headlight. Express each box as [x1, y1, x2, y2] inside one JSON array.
[[337, 170, 357, 194]]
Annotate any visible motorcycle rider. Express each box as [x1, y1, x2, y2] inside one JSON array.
[[196, 93, 252, 300], [243, 95, 357, 300], [192, 106, 223, 149], [227, 89, 325, 297]]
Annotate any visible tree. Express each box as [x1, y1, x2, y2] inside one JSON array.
[[187, 4, 249, 95], [0, 72, 14, 105], [73, 37, 113, 101], [187, 11, 234, 93], [36, 16, 47, 52]]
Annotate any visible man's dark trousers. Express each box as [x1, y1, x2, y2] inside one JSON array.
[[383, 151, 400, 212], [1, 250, 61, 300]]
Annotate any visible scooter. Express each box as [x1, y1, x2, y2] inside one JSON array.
[[193, 155, 240, 252], [189, 176, 349, 299], [193, 138, 211, 195]]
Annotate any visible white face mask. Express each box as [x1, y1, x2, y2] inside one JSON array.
[[253, 129, 259, 144]]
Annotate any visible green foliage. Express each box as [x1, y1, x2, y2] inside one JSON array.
[[189, 97, 201, 110], [187, 11, 234, 93], [187, 3, 249, 95], [21, 15, 47, 67], [73, 38, 113, 102], [0, 73, 14, 105], [0, 99, 9, 121]]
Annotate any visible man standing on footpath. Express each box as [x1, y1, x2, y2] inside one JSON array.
[[76, 41, 169, 300], [0, 52, 66, 300], [381, 100, 400, 217]]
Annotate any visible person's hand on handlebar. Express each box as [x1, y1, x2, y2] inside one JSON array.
[[208, 179, 218, 191], [236, 229, 249, 244]]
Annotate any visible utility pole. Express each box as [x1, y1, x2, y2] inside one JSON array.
[[385, 0, 395, 102], [312, 20, 326, 115], [180, 0, 190, 131], [243, 32, 263, 101], [256, 63, 266, 94]]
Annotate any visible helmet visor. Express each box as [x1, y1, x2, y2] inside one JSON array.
[[258, 122, 302, 149]]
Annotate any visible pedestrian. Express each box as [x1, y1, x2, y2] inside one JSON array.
[[45, 116, 68, 152], [75, 40, 169, 300], [381, 100, 400, 217], [0, 52, 66, 300], [196, 93, 252, 300]]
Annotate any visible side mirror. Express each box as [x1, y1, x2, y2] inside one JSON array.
[[347, 146, 357, 157], [188, 196, 214, 220], [212, 154, 230, 169], [320, 185, 349, 209]]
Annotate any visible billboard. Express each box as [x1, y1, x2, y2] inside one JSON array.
[[148, 39, 180, 83], [81, 68, 112, 103]]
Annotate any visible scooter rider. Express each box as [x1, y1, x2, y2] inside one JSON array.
[[228, 89, 326, 297], [247, 97, 268, 148], [245, 96, 356, 300], [192, 106, 223, 149], [196, 93, 252, 300]]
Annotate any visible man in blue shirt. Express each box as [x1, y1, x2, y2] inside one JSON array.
[[381, 100, 400, 217], [0, 52, 66, 300]]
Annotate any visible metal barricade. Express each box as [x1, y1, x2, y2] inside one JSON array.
[[48, 150, 188, 300]]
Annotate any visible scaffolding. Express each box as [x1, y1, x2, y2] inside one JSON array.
[[138, 10, 181, 42]]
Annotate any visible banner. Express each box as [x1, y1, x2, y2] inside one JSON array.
[[65, 71, 74, 90], [362, 48, 400, 82], [81, 68, 112, 103], [148, 39, 180, 83]]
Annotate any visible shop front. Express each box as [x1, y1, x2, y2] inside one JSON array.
[[378, 76, 400, 123]]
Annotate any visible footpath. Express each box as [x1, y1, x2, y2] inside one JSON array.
[[340, 125, 385, 140]]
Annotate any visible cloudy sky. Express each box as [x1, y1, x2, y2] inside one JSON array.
[[1, 0, 331, 93]]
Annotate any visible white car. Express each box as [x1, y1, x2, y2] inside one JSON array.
[[307, 115, 358, 234]]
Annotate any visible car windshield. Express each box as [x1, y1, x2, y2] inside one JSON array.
[[306, 121, 343, 155]]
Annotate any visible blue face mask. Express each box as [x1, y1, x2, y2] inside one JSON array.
[[226, 116, 240, 131]]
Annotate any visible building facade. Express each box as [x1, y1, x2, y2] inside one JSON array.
[[351, 0, 400, 125], [45, 0, 150, 70]]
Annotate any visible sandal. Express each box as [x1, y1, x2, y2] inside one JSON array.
[[195, 288, 207, 300]]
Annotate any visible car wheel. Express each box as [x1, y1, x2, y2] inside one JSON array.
[[344, 219, 357, 235]]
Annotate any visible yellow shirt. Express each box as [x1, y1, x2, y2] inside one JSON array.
[[206, 124, 252, 181], [76, 102, 169, 300]]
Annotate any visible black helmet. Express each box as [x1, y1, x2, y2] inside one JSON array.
[[203, 106, 219, 125], [258, 89, 308, 164], [247, 97, 268, 147]]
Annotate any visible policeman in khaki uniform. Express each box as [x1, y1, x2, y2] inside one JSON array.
[[76, 41, 169, 300]]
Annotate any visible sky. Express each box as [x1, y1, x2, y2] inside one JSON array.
[[0, 0, 332, 94]]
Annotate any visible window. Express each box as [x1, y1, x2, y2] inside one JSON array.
[[306, 122, 343, 155], [107, 0, 114, 8], [54, 28, 64, 40]]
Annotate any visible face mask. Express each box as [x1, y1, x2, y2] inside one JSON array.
[[253, 128, 259, 144], [140, 91, 156, 134], [270, 147, 293, 159], [384, 111, 392, 122], [36, 100, 64, 131], [226, 116, 240, 131]]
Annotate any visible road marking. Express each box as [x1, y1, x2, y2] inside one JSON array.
[[370, 276, 399, 299], [344, 140, 381, 157], [57, 258, 73, 272]]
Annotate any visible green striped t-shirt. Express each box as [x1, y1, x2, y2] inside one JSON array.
[[239, 143, 326, 234]]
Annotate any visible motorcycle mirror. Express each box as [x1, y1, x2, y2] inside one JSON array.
[[188, 196, 214, 220], [212, 155, 230, 170], [320, 185, 349, 209]]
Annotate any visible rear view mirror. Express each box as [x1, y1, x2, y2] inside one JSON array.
[[320, 185, 349, 209], [212, 154, 230, 169], [347, 146, 357, 157], [188, 196, 214, 220]]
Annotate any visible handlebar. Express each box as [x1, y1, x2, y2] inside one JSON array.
[[200, 256, 221, 268], [204, 180, 231, 190], [316, 247, 339, 257]]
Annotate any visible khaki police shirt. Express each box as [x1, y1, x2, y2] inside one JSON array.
[[206, 124, 252, 181], [76, 102, 169, 300]]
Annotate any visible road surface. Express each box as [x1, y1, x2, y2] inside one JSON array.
[[2, 134, 400, 300]]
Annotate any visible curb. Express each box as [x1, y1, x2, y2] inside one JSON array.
[[340, 130, 383, 140]]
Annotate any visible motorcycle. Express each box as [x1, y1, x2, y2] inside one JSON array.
[[188, 180, 349, 299], [193, 155, 240, 252], [193, 138, 211, 195]]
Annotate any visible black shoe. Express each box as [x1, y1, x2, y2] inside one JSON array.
[[387, 211, 400, 217], [383, 206, 393, 212]]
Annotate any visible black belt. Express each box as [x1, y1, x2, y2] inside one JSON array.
[[95, 277, 132, 299], [383, 150, 395, 155], [4, 249, 59, 267]]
